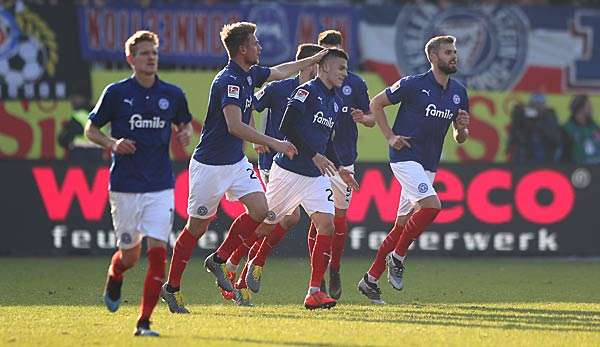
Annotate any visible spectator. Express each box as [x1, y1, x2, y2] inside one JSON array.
[[58, 93, 105, 162], [562, 94, 600, 164], [507, 93, 562, 163]]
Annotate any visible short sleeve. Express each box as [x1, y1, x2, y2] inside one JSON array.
[[251, 65, 271, 88], [254, 83, 273, 113], [220, 78, 245, 110], [88, 84, 116, 128], [173, 89, 193, 124], [385, 76, 412, 105], [354, 77, 370, 112], [287, 86, 311, 114]]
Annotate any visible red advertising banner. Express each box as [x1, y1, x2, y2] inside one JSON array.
[[1, 161, 597, 256]]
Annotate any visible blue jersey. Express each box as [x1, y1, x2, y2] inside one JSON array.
[[333, 71, 370, 166], [192, 60, 270, 165], [89, 76, 192, 193], [274, 78, 342, 177], [385, 70, 469, 172], [254, 76, 300, 171]]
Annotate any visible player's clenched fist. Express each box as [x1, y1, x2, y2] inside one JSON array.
[[387, 135, 411, 150], [111, 138, 136, 154], [455, 109, 469, 130]]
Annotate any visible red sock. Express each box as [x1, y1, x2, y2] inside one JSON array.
[[167, 227, 199, 288], [329, 216, 348, 271], [235, 238, 262, 289], [394, 208, 440, 256], [138, 247, 166, 321], [367, 222, 404, 279], [309, 234, 332, 288], [216, 213, 260, 261], [307, 222, 317, 259], [252, 224, 287, 267], [108, 250, 129, 281], [229, 243, 250, 267]]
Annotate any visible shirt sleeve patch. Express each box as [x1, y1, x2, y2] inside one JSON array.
[[255, 87, 266, 100], [228, 85, 240, 99], [389, 80, 401, 93], [293, 88, 309, 102]]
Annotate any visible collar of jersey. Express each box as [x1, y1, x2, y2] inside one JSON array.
[[227, 60, 250, 77], [130, 75, 160, 91], [426, 69, 451, 91], [314, 77, 335, 96]]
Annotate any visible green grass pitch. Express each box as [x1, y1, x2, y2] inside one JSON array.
[[1, 257, 599, 346]]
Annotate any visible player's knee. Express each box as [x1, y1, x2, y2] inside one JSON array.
[[420, 195, 442, 210], [335, 208, 347, 217], [248, 205, 268, 222], [120, 248, 141, 268], [316, 221, 335, 236]]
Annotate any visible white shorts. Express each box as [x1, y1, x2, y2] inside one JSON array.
[[390, 161, 436, 216], [329, 164, 354, 210], [187, 157, 263, 219], [109, 189, 174, 249], [264, 162, 334, 224]]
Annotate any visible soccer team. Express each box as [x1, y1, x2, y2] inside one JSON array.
[[85, 21, 470, 336]]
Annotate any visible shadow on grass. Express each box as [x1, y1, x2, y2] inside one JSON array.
[[189, 335, 373, 347], [214, 304, 600, 333]]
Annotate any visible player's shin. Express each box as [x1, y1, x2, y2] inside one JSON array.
[[367, 222, 404, 280], [216, 213, 261, 262], [138, 247, 166, 322], [167, 227, 199, 290], [393, 208, 440, 256], [309, 234, 332, 291], [252, 224, 287, 266], [330, 216, 348, 271], [307, 222, 317, 259]]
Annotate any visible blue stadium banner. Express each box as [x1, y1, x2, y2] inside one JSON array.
[[1, 160, 598, 257], [77, 3, 359, 68], [0, 2, 90, 99]]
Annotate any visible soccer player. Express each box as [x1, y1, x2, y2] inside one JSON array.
[[86, 30, 193, 336], [160, 22, 327, 313], [249, 48, 359, 310], [222, 43, 325, 306], [306, 30, 375, 300], [357, 35, 470, 304]]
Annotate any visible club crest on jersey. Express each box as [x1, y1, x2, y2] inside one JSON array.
[[228, 85, 240, 99], [129, 114, 166, 130], [247, 76, 253, 86], [313, 111, 335, 128], [425, 104, 454, 119], [342, 85, 352, 96], [293, 88, 309, 102], [159, 98, 169, 110], [453, 94, 461, 105], [334, 102, 339, 113], [418, 183, 429, 193]]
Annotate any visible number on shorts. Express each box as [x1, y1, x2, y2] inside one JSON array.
[[326, 188, 334, 202], [246, 168, 258, 179]]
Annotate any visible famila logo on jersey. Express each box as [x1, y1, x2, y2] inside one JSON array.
[[129, 114, 166, 130], [313, 111, 335, 128], [425, 104, 453, 119]]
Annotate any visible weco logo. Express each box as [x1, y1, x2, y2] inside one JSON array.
[[394, 5, 529, 90]]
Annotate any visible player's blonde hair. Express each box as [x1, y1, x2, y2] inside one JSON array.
[[424, 35, 456, 62], [125, 30, 159, 57], [220, 22, 257, 58]]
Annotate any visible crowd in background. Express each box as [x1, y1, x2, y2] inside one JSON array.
[[507, 94, 600, 165]]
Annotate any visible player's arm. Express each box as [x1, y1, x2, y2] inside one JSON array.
[[351, 78, 376, 127], [351, 108, 376, 127], [223, 104, 296, 158], [370, 90, 411, 150], [85, 120, 136, 154], [452, 109, 470, 144], [266, 49, 328, 82]]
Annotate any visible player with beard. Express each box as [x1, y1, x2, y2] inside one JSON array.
[[160, 22, 328, 313], [357, 35, 470, 304]]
